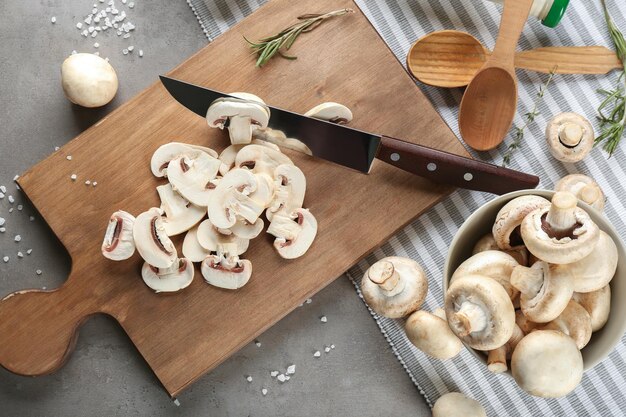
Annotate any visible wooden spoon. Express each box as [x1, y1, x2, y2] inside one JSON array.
[[407, 30, 622, 88], [458, 0, 533, 151]]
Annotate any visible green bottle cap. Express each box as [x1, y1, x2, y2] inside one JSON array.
[[542, 0, 570, 28]]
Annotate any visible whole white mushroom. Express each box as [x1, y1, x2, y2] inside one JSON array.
[[61, 53, 118, 108]]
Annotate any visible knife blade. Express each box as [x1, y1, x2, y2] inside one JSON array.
[[160, 75, 539, 195]]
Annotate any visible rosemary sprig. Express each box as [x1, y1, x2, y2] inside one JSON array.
[[244, 8, 353, 67], [596, 0, 626, 156], [502, 68, 557, 167]]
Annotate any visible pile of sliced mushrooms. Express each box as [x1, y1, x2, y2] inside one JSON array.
[[362, 174, 617, 399], [101, 93, 353, 292]]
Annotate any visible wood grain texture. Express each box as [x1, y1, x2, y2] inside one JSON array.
[[459, 0, 533, 151], [0, 0, 467, 397], [514, 46, 622, 75]]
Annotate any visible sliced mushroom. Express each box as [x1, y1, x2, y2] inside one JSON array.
[[197, 219, 249, 256], [156, 184, 205, 236], [520, 191, 600, 264], [546, 112, 594, 163], [150, 142, 217, 178], [540, 300, 592, 349], [207, 168, 264, 229], [304, 102, 353, 124], [141, 258, 194, 293], [487, 324, 524, 373], [167, 152, 221, 206], [235, 144, 293, 176], [361, 257, 428, 319], [218, 140, 281, 176], [511, 330, 583, 398], [432, 392, 486, 417], [252, 128, 313, 156], [206, 95, 270, 145], [444, 275, 515, 351], [450, 250, 519, 300], [405, 308, 462, 359], [229, 217, 264, 239], [472, 233, 528, 266], [267, 164, 306, 221], [568, 230, 618, 293], [201, 253, 252, 290], [573, 286, 611, 332], [133, 207, 177, 268], [510, 261, 573, 323], [554, 174, 605, 212], [101, 210, 136, 261], [493, 195, 550, 250], [266, 208, 317, 259], [250, 173, 276, 208], [182, 226, 211, 262]]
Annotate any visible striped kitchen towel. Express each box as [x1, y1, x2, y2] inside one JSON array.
[[188, 0, 626, 415]]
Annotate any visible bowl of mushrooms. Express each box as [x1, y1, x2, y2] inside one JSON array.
[[442, 188, 626, 398]]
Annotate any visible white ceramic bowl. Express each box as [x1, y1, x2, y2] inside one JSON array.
[[443, 189, 626, 373]]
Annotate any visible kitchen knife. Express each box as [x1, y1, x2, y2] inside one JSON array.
[[160, 76, 539, 195]]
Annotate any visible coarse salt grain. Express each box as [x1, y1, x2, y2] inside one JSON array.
[[8, 208, 13, 213], [91, 31, 98, 38], [139, 49, 143, 57], [8, 195, 15, 204], [129, 2, 134, 8], [127, 45, 134, 52], [0, 186, 5, 193], [122, 48, 129, 55], [0, 228, 5, 233], [246, 376, 252, 382], [27, 249, 32, 255], [88, 26, 95, 33], [17, 252, 23, 258], [17, 205, 22, 211], [76, 22, 83, 29], [14, 235, 21, 242], [94, 42, 100, 48], [286, 364, 296, 375], [29, 216, 34, 222], [0, 218, 4, 227], [71, 174, 77, 181], [277, 374, 286, 383], [261, 388, 268, 396], [36, 270, 42, 275], [0, 192, 4, 199], [270, 371, 278, 377], [85, 180, 91, 185], [255, 340, 261, 347], [285, 376, 290, 381], [313, 351, 321, 358], [331, 344, 335, 349], [92, 182, 98, 187], [305, 298, 312, 304], [66, 155, 73, 160], [324, 346, 331, 353], [173, 399, 180, 407], [2, 256, 8, 263], [51, 16, 57, 23], [320, 316, 327, 323], [123, 33, 130, 39]]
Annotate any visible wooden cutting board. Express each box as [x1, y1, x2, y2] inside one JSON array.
[[0, 0, 468, 397]]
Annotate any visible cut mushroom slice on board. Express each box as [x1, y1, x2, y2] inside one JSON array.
[[133, 208, 177, 268], [249, 173, 276, 209], [493, 195, 550, 250], [554, 174, 605, 212], [182, 226, 211, 262], [197, 219, 249, 256], [229, 217, 264, 239], [267, 208, 317, 259], [101, 210, 136, 261], [218, 140, 280, 176], [546, 113, 594, 163], [206, 95, 270, 145], [207, 168, 264, 229], [568, 230, 618, 293], [444, 274, 515, 351], [304, 102, 353, 124], [141, 258, 195, 293], [486, 324, 524, 374], [201, 253, 252, 290], [520, 191, 600, 264], [150, 142, 218, 178], [252, 128, 312, 156], [405, 308, 462, 360], [267, 164, 306, 222], [450, 250, 519, 301], [361, 257, 428, 319], [167, 152, 221, 206], [472, 233, 529, 266], [540, 300, 592, 349], [235, 144, 293, 176], [157, 184, 205, 236], [573, 285, 611, 332], [510, 261, 573, 323]]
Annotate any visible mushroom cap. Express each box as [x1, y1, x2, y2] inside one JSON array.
[[235, 144, 293, 176], [197, 219, 249, 256], [157, 184, 205, 236], [267, 208, 317, 259], [101, 210, 136, 261], [141, 258, 195, 293], [361, 257, 428, 319], [511, 330, 583, 398], [167, 153, 221, 207], [520, 193, 600, 265], [205, 97, 270, 145], [150, 142, 216, 178], [304, 102, 353, 124], [493, 195, 550, 250], [61, 53, 118, 108], [201, 254, 252, 290], [445, 274, 515, 351], [540, 300, 592, 349], [555, 174, 605, 212], [511, 262, 573, 323], [546, 112, 594, 163], [451, 250, 519, 300], [182, 226, 211, 263], [207, 168, 263, 229], [472, 233, 528, 266], [267, 164, 306, 221], [133, 208, 177, 268], [432, 392, 486, 417], [405, 310, 462, 360], [569, 231, 618, 293], [573, 285, 611, 332]]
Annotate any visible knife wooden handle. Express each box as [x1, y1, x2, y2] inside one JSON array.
[[379, 136, 539, 195]]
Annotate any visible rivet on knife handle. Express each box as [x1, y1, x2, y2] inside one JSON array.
[[378, 136, 539, 195]]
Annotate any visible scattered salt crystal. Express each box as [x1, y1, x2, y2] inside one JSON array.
[[42, 286, 47, 290], [88, 26, 95, 33], [122, 48, 129, 55], [66, 155, 73, 160], [139, 49, 143, 57], [94, 42, 100, 48], [92, 7, 98, 14], [286, 364, 296, 375], [76, 22, 83, 29], [106, 7, 111, 12], [246, 375, 252, 382], [128, 2, 134, 8], [8, 195, 15, 204], [51, 16, 57, 23], [285, 375, 290, 381], [0, 228, 5, 233], [324, 346, 331, 353], [277, 374, 286, 382], [17, 252, 23, 258], [331, 344, 335, 349], [70, 174, 77, 181], [3, 256, 8, 263], [95, 26, 102, 31], [13, 175, 19, 182], [261, 388, 268, 396], [17, 205, 22, 211], [270, 371, 278, 377], [27, 249, 32, 255], [85, 15, 93, 25], [0, 193, 4, 199], [122, 0, 126, 4], [92, 182, 98, 187], [173, 399, 180, 407], [320, 316, 327, 323], [0, 218, 4, 227], [313, 351, 321, 358], [8, 208, 13, 213], [82, 30, 88, 37], [94, 16, 100, 23], [54, 146, 60, 151], [123, 33, 130, 39], [305, 298, 312, 304], [36, 269, 42, 275], [14, 235, 21, 242], [85, 180, 91, 185], [0, 186, 5, 193], [29, 216, 34, 222], [127, 45, 134, 52], [254, 340, 261, 347], [91, 31, 98, 38]]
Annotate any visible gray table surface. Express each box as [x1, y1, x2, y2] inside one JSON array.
[[0, 1, 430, 416]]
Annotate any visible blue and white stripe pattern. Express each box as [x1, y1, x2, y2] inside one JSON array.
[[188, 0, 626, 414]]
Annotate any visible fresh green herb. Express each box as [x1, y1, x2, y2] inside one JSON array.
[[502, 68, 557, 167], [244, 8, 353, 67], [596, 0, 626, 156]]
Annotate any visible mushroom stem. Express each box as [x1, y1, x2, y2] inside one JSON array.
[[580, 184, 600, 206], [558, 123, 583, 147], [449, 301, 488, 337], [367, 260, 404, 296], [545, 192, 578, 232], [487, 324, 524, 373], [510, 265, 543, 296]]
